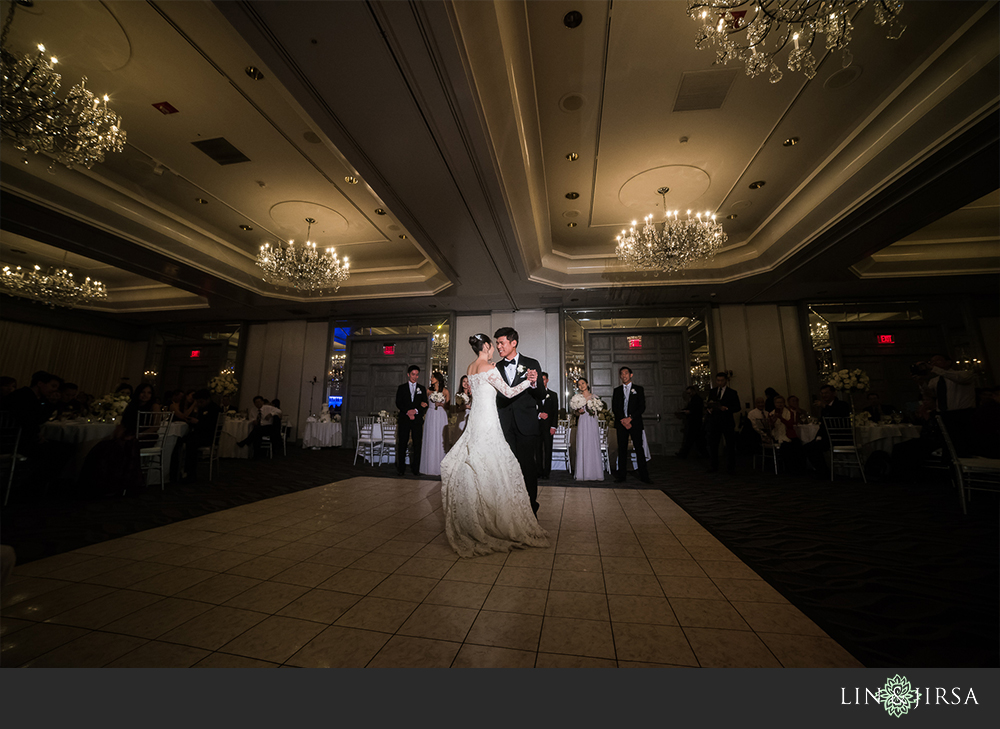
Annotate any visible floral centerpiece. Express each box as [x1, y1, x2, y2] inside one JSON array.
[[827, 368, 870, 392], [585, 396, 606, 417], [569, 393, 587, 411], [378, 410, 391, 420], [429, 392, 445, 405], [333, 413, 341, 423], [852, 410, 872, 427], [89, 391, 131, 422], [208, 370, 239, 397]]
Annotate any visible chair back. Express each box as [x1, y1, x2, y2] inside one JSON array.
[[823, 417, 857, 449], [552, 425, 571, 449], [211, 415, 225, 452], [357, 415, 377, 442], [381, 421, 397, 443], [935, 414, 959, 465], [137, 410, 173, 449]]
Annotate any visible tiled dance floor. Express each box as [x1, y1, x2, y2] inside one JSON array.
[[1, 478, 862, 668]]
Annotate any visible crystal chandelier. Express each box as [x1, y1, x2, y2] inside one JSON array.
[[687, 0, 906, 83], [0, 1, 126, 168], [616, 189, 728, 272], [1, 262, 108, 308], [257, 217, 350, 292]]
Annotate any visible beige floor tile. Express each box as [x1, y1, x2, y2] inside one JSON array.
[[482, 585, 548, 615], [1, 622, 90, 667], [315, 568, 388, 596], [495, 565, 551, 590], [270, 561, 343, 588], [442, 561, 502, 585], [1, 576, 74, 608], [657, 575, 725, 600], [397, 603, 478, 642], [298, 531, 350, 548], [286, 625, 392, 667], [277, 589, 361, 624], [731, 602, 827, 636], [394, 557, 453, 580], [669, 598, 751, 630], [548, 570, 605, 594], [306, 546, 369, 567], [25, 631, 149, 667], [423, 580, 491, 609], [84, 561, 177, 588], [224, 555, 300, 581], [538, 616, 615, 659], [102, 597, 214, 639], [535, 652, 617, 668], [45, 589, 162, 630], [603, 573, 664, 597], [647, 558, 706, 577], [349, 552, 412, 574], [336, 534, 392, 552], [230, 537, 295, 556], [182, 550, 257, 573], [643, 545, 696, 560], [696, 560, 759, 580], [553, 554, 602, 572], [367, 635, 461, 668], [1, 582, 115, 621], [712, 578, 788, 604], [613, 623, 698, 666], [683, 627, 782, 668], [685, 544, 740, 561], [256, 541, 326, 563], [598, 543, 646, 558], [148, 545, 221, 567], [129, 566, 217, 596], [107, 640, 211, 667], [373, 540, 426, 557], [42, 556, 136, 582], [158, 605, 268, 650], [466, 610, 543, 651], [77, 539, 157, 559], [758, 632, 865, 668], [607, 595, 678, 626], [223, 581, 310, 613], [0, 617, 34, 637], [193, 652, 279, 667], [230, 523, 285, 538], [368, 574, 439, 602], [334, 596, 419, 633], [544, 591, 610, 621], [219, 615, 326, 663], [601, 556, 654, 575], [452, 643, 536, 668], [10, 551, 98, 577], [617, 660, 688, 667], [504, 550, 555, 569], [269, 527, 321, 542], [193, 533, 254, 552], [555, 539, 601, 556], [167, 564, 257, 599]]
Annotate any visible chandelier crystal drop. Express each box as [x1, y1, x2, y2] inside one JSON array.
[[687, 0, 906, 84], [256, 217, 350, 293], [1, 263, 108, 308], [616, 195, 728, 273], [0, 2, 126, 168]]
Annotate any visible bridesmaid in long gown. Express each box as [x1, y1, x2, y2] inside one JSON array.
[[419, 371, 449, 476], [456, 375, 472, 432], [573, 377, 604, 481]]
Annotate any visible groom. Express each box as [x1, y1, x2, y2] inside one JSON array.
[[494, 327, 546, 514]]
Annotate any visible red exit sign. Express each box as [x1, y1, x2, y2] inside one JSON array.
[[877, 334, 895, 345], [190, 349, 201, 359], [627, 336, 642, 349], [383, 344, 395, 355]]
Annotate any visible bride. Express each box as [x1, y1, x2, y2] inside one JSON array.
[[439, 333, 550, 558]]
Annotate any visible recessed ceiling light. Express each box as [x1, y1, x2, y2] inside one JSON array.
[[726, 214, 737, 220], [195, 197, 208, 204], [749, 181, 765, 189], [399, 234, 407, 239], [245, 66, 264, 81], [564, 10, 583, 28], [565, 153, 579, 161], [374, 208, 386, 215], [567, 222, 577, 228], [345, 176, 359, 184], [656, 186, 670, 195], [783, 137, 799, 146], [239, 225, 253, 231], [565, 192, 579, 200]]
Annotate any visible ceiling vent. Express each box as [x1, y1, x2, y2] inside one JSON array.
[[673, 69, 738, 112], [191, 138, 251, 165]]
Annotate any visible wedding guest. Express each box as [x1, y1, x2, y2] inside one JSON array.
[[2, 371, 74, 491], [420, 371, 449, 476], [180, 390, 221, 483], [920, 354, 976, 452], [746, 396, 768, 432], [80, 384, 161, 495], [764, 387, 781, 412], [705, 372, 740, 473], [612, 367, 651, 483], [395, 365, 428, 476], [115, 382, 134, 398], [863, 392, 896, 422], [787, 395, 808, 424], [805, 385, 851, 473], [740, 396, 768, 456], [456, 375, 473, 432], [767, 395, 805, 470], [573, 377, 604, 481], [237, 397, 282, 456], [248, 395, 265, 424], [55, 382, 84, 418], [537, 372, 558, 477], [675, 385, 706, 459], [169, 390, 196, 424]]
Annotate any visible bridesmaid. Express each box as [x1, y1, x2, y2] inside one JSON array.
[[573, 377, 605, 481], [456, 375, 473, 432], [420, 370, 450, 476]]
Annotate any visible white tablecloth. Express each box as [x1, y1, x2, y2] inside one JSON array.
[[303, 421, 342, 448], [795, 424, 821, 443], [218, 419, 253, 459], [855, 425, 921, 455], [42, 420, 115, 444]]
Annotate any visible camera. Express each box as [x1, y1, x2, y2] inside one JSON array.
[[910, 361, 932, 376]]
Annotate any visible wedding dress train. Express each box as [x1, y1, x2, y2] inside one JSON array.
[[440, 369, 550, 558]]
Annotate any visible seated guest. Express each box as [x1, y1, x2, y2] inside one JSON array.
[[863, 392, 896, 422], [746, 396, 767, 431], [237, 397, 282, 455], [0, 376, 16, 400], [1, 371, 72, 488], [55, 382, 85, 418], [739, 396, 768, 455], [247, 395, 265, 424], [767, 395, 805, 470], [169, 389, 196, 424], [180, 390, 221, 483], [115, 382, 134, 398], [80, 384, 162, 496], [787, 395, 808, 424], [764, 387, 781, 413], [804, 385, 851, 473]]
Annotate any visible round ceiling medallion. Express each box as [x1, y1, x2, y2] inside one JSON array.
[[559, 93, 585, 112], [7, 2, 130, 72], [269, 201, 349, 238], [618, 166, 711, 211], [825, 66, 863, 90]]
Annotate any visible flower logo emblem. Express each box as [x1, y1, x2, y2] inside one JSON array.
[[880, 675, 918, 717]]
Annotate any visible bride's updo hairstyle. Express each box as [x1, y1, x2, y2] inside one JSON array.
[[469, 333, 492, 354]]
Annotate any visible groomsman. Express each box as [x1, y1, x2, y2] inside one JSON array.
[[611, 367, 651, 483], [537, 372, 559, 478], [395, 365, 428, 476], [706, 371, 740, 472]]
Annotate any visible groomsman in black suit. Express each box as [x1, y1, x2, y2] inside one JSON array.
[[494, 327, 546, 514], [537, 372, 559, 478], [706, 371, 740, 472], [611, 367, 651, 483], [395, 365, 428, 476]]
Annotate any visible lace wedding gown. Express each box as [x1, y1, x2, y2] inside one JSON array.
[[440, 369, 550, 558]]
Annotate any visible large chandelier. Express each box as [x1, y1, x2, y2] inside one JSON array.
[[616, 189, 727, 272], [257, 217, 350, 292], [687, 0, 906, 84], [0, 1, 126, 168], [1, 262, 108, 308]]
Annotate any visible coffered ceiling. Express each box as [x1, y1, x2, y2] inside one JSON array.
[[1, 0, 997, 325]]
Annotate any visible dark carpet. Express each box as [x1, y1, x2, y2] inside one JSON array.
[[1, 445, 996, 668]]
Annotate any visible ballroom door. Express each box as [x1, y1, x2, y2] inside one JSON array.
[[586, 329, 689, 456]]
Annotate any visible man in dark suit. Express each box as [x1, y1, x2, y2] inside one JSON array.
[[537, 372, 559, 478], [181, 389, 222, 484], [706, 371, 740, 472], [611, 366, 651, 483], [494, 327, 545, 514], [2, 370, 72, 487], [805, 384, 851, 473], [395, 365, 428, 476]]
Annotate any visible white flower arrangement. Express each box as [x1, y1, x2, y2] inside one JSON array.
[[456, 393, 470, 406], [852, 410, 872, 426], [89, 392, 131, 422], [569, 393, 587, 411], [378, 410, 391, 420], [429, 392, 445, 404], [585, 396, 606, 417], [827, 368, 870, 392], [208, 370, 239, 397], [333, 414, 341, 423]]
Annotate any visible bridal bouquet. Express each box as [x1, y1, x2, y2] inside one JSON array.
[[89, 392, 131, 422], [827, 368, 869, 392], [585, 397, 606, 417], [209, 371, 239, 397], [456, 393, 470, 406], [429, 392, 445, 405], [569, 393, 587, 411]]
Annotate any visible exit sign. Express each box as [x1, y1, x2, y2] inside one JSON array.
[[189, 349, 201, 359], [383, 344, 395, 355], [877, 334, 895, 345], [627, 336, 642, 349]]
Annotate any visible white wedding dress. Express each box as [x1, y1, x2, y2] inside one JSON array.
[[440, 369, 550, 558]]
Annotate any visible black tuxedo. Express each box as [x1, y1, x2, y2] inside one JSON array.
[[537, 388, 559, 478], [395, 380, 428, 475], [611, 382, 649, 481], [496, 354, 546, 512], [706, 385, 740, 471]]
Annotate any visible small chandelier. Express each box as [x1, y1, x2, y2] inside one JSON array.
[[687, 0, 906, 84], [0, 1, 126, 168], [1, 262, 108, 308], [616, 188, 727, 272], [257, 217, 350, 292]]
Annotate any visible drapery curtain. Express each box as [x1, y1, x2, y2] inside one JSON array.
[[0, 320, 138, 397]]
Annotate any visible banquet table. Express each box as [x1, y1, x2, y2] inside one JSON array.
[[855, 424, 921, 455], [302, 421, 342, 448], [795, 424, 821, 443], [218, 418, 253, 459]]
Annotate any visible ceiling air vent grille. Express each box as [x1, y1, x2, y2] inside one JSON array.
[[191, 138, 251, 165], [673, 69, 738, 112]]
